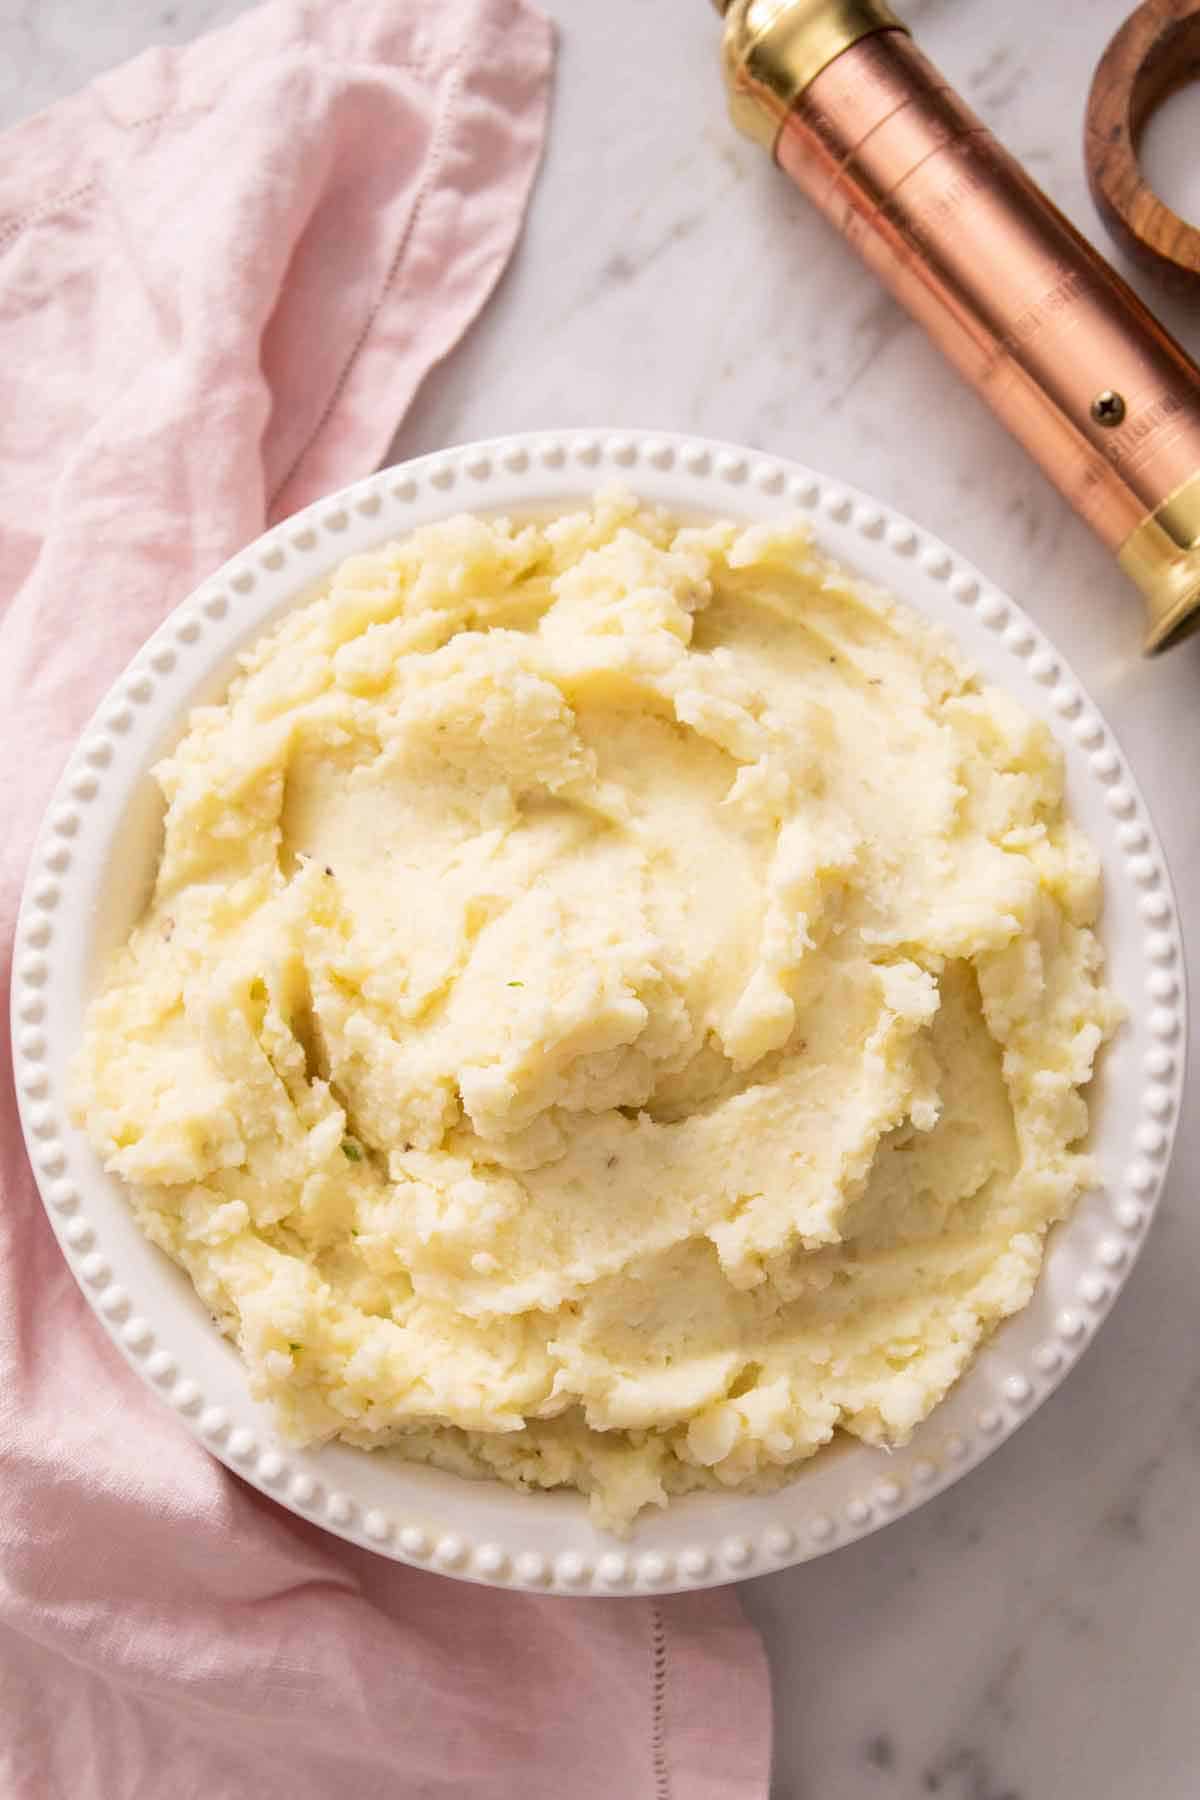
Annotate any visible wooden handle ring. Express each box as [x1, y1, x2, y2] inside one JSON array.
[[1086, 0, 1200, 294]]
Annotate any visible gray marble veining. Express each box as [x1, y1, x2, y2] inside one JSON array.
[[3, 1, 1198, 1794]]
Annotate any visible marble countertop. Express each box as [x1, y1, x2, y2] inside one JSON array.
[[4, 0, 1198, 1794]]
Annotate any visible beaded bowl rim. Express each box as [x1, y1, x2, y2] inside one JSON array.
[[10, 429, 1187, 1596]]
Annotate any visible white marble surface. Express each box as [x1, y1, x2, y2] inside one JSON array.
[[3, 0, 1198, 1794]]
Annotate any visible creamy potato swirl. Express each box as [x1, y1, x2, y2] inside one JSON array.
[[74, 491, 1117, 1528]]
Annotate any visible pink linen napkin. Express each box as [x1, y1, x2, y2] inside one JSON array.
[[0, 2, 773, 1795]]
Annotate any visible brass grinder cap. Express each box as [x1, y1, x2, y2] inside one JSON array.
[[1120, 475, 1200, 651], [711, 0, 908, 151]]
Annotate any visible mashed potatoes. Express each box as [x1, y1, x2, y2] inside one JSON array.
[[73, 490, 1118, 1529]]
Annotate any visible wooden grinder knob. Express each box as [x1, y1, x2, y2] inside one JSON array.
[[1086, 0, 1200, 292]]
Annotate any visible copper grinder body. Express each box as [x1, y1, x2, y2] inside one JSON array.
[[713, 0, 1200, 650]]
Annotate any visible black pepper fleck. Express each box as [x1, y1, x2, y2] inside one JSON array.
[[865, 1733, 896, 1771]]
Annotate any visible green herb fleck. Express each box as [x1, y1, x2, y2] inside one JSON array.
[[288, 1342, 302, 1353], [507, 980, 524, 988], [342, 1138, 363, 1162]]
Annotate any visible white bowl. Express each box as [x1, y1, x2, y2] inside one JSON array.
[[11, 431, 1186, 1596]]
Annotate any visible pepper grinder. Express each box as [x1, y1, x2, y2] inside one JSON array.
[[709, 0, 1200, 650]]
